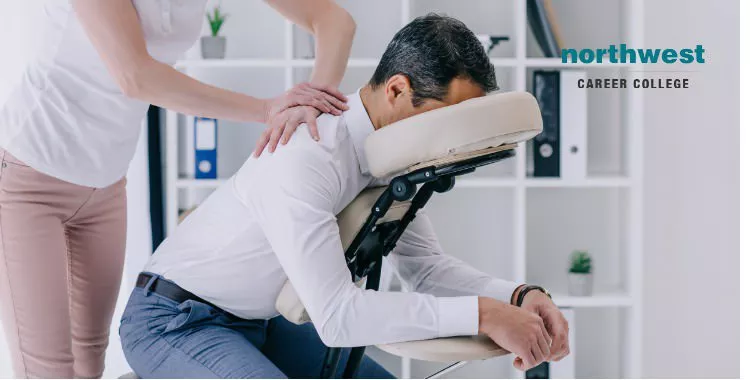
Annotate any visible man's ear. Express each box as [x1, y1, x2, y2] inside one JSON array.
[[384, 74, 412, 106]]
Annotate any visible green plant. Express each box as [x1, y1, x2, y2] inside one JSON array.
[[206, 6, 228, 37], [569, 250, 592, 274]]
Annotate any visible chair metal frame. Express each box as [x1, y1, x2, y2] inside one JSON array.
[[320, 148, 516, 378]]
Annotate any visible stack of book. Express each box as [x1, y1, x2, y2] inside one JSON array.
[[527, 0, 564, 58]]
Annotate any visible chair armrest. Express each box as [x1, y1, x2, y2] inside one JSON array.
[[376, 335, 509, 363]]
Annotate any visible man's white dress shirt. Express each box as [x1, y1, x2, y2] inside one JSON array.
[[146, 90, 519, 347], [0, 0, 206, 187]]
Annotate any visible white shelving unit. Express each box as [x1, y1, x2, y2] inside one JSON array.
[[163, 0, 644, 378]]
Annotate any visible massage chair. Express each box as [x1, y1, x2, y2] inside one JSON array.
[[275, 91, 543, 378]]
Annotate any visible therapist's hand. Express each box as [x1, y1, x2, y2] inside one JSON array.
[[257, 83, 348, 155], [520, 290, 570, 362], [254, 106, 322, 156], [478, 297, 552, 371]]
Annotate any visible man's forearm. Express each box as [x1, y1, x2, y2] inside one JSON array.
[[393, 253, 521, 304]]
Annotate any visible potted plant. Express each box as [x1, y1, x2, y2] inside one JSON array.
[[568, 250, 593, 296], [202, 6, 228, 59]]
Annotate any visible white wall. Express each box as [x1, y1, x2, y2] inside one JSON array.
[[642, 0, 740, 377]]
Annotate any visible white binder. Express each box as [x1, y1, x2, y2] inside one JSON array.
[[550, 307, 576, 378], [560, 71, 588, 180]]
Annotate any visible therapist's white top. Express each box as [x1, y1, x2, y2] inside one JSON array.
[[0, 0, 207, 187], [146, 90, 520, 347]]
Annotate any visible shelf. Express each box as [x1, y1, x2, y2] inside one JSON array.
[[175, 58, 380, 69], [177, 177, 519, 189], [176, 178, 226, 189], [175, 177, 631, 190], [174, 58, 636, 71], [523, 177, 631, 188], [551, 291, 634, 308], [490, 58, 521, 67], [176, 59, 287, 69], [454, 177, 517, 188], [174, 58, 574, 70], [524, 58, 633, 68]]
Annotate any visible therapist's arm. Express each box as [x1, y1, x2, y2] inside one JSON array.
[[71, 0, 347, 130], [265, 0, 354, 89], [254, 0, 356, 155]]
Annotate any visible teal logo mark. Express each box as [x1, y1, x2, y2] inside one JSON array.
[[562, 44, 706, 64]]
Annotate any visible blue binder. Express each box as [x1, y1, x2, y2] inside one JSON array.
[[194, 117, 218, 179]]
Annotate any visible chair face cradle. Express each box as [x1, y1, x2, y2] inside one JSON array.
[[275, 91, 544, 378]]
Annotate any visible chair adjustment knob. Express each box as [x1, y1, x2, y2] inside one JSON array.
[[391, 178, 416, 201], [433, 176, 455, 193]]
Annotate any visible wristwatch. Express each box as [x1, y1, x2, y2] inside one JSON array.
[[514, 285, 552, 307]]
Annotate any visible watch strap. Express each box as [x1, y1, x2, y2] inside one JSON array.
[[515, 285, 551, 306]]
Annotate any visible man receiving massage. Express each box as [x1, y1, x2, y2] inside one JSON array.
[[120, 14, 569, 378]]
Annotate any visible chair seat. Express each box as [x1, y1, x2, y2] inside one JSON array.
[[376, 335, 509, 363]]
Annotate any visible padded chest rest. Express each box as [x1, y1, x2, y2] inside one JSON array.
[[275, 187, 411, 325], [275, 91, 542, 376]]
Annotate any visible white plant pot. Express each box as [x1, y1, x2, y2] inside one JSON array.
[[201, 36, 226, 59], [568, 273, 593, 297]]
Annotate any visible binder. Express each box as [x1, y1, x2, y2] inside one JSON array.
[[194, 117, 218, 179], [543, 0, 565, 52], [527, 0, 562, 57], [560, 71, 588, 179], [532, 71, 561, 177]]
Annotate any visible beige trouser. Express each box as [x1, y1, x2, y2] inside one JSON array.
[[0, 150, 127, 378]]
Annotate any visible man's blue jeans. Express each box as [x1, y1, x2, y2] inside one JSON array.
[[119, 275, 394, 378]]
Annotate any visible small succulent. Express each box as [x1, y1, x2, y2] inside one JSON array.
[[206, 6, 228, 37], [569, 250, 592, 274]]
